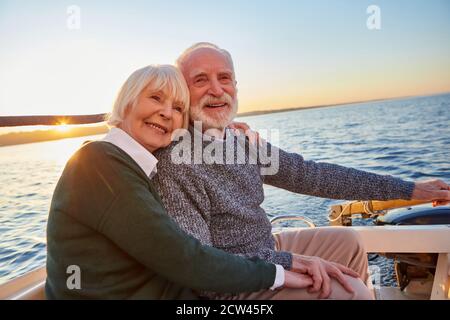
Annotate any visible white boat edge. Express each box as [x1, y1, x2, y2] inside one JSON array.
[[1, 224, 449, 300]]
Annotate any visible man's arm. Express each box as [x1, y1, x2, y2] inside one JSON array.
[[261, 142, 415, 200], [237, 248, 293, 270]]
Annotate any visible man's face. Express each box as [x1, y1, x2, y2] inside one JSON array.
[[181, 48, 238, 131]]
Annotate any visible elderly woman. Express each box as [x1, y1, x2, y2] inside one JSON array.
[[45, 64, 312, 299]]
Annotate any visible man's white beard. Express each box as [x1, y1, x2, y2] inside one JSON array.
[[189, 93, 238, 131]]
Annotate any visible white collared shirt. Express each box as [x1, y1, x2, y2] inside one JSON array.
[[102, 127, 285, 290], [102, 127, 158, 178]]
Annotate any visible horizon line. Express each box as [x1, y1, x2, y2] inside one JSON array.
[[237, 90, 450, 118], [1, 90, 449, 129]]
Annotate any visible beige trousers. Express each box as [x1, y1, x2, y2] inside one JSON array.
[[224, 227, 374, 300]]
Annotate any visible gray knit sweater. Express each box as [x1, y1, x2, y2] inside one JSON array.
[[153, 126, 415, 270]]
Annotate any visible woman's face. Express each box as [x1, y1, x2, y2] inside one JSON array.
[[120, 86, 185, 152]]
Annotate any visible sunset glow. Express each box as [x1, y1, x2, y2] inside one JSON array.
[[55, 122, 70, 132], [0, 0, 449, 121]]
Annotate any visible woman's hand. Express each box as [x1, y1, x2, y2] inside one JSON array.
[[291, 254, 359, 299], [227, 121, 262, 146], [283, 270, 314, 289], [411, 179, 450, 206]]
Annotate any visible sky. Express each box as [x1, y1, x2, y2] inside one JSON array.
[[0, 0, 449, 118]]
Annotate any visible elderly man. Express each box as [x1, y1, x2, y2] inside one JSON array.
[[153, 42, 450, 300]]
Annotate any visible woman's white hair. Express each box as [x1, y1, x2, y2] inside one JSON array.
[[106, 64, 190, 128]]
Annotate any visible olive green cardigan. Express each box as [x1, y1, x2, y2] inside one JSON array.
[[45, 141, 275, 299]]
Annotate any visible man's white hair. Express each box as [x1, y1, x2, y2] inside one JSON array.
[[106, 64, 190, 128], [176, 42, 235, 72]]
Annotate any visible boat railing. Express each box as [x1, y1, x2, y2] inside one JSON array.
[[270, 214, 316, 228], [0, 114, 107, 127]]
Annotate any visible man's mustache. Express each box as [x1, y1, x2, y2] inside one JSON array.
[[198, 93, 234, 107]]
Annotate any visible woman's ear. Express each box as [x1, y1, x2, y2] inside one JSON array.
[[119, 103, 133, 131], [123, 102, 135, 122], [124, 103, 132, 117]]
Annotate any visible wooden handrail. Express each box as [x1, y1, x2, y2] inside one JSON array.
[[336, 199, 430, 215], [329, 199, 432, 226], [0, 114, 107, 127]]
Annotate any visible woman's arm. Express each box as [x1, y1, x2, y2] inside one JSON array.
[[62, 142, 276, 293]]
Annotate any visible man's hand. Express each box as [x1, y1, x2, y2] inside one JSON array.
[[291, 254, 360, 299], [283, 270, 314, 289], [227, 121, 262, 146], [411, 179, 450, 207]]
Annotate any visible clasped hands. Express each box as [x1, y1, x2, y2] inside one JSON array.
[[283, 255, 359, 299]]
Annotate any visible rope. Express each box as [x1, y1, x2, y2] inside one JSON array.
[[327, 201, 356, 222], [328, 200, 385, 223], [362, 200, 376, 215]]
